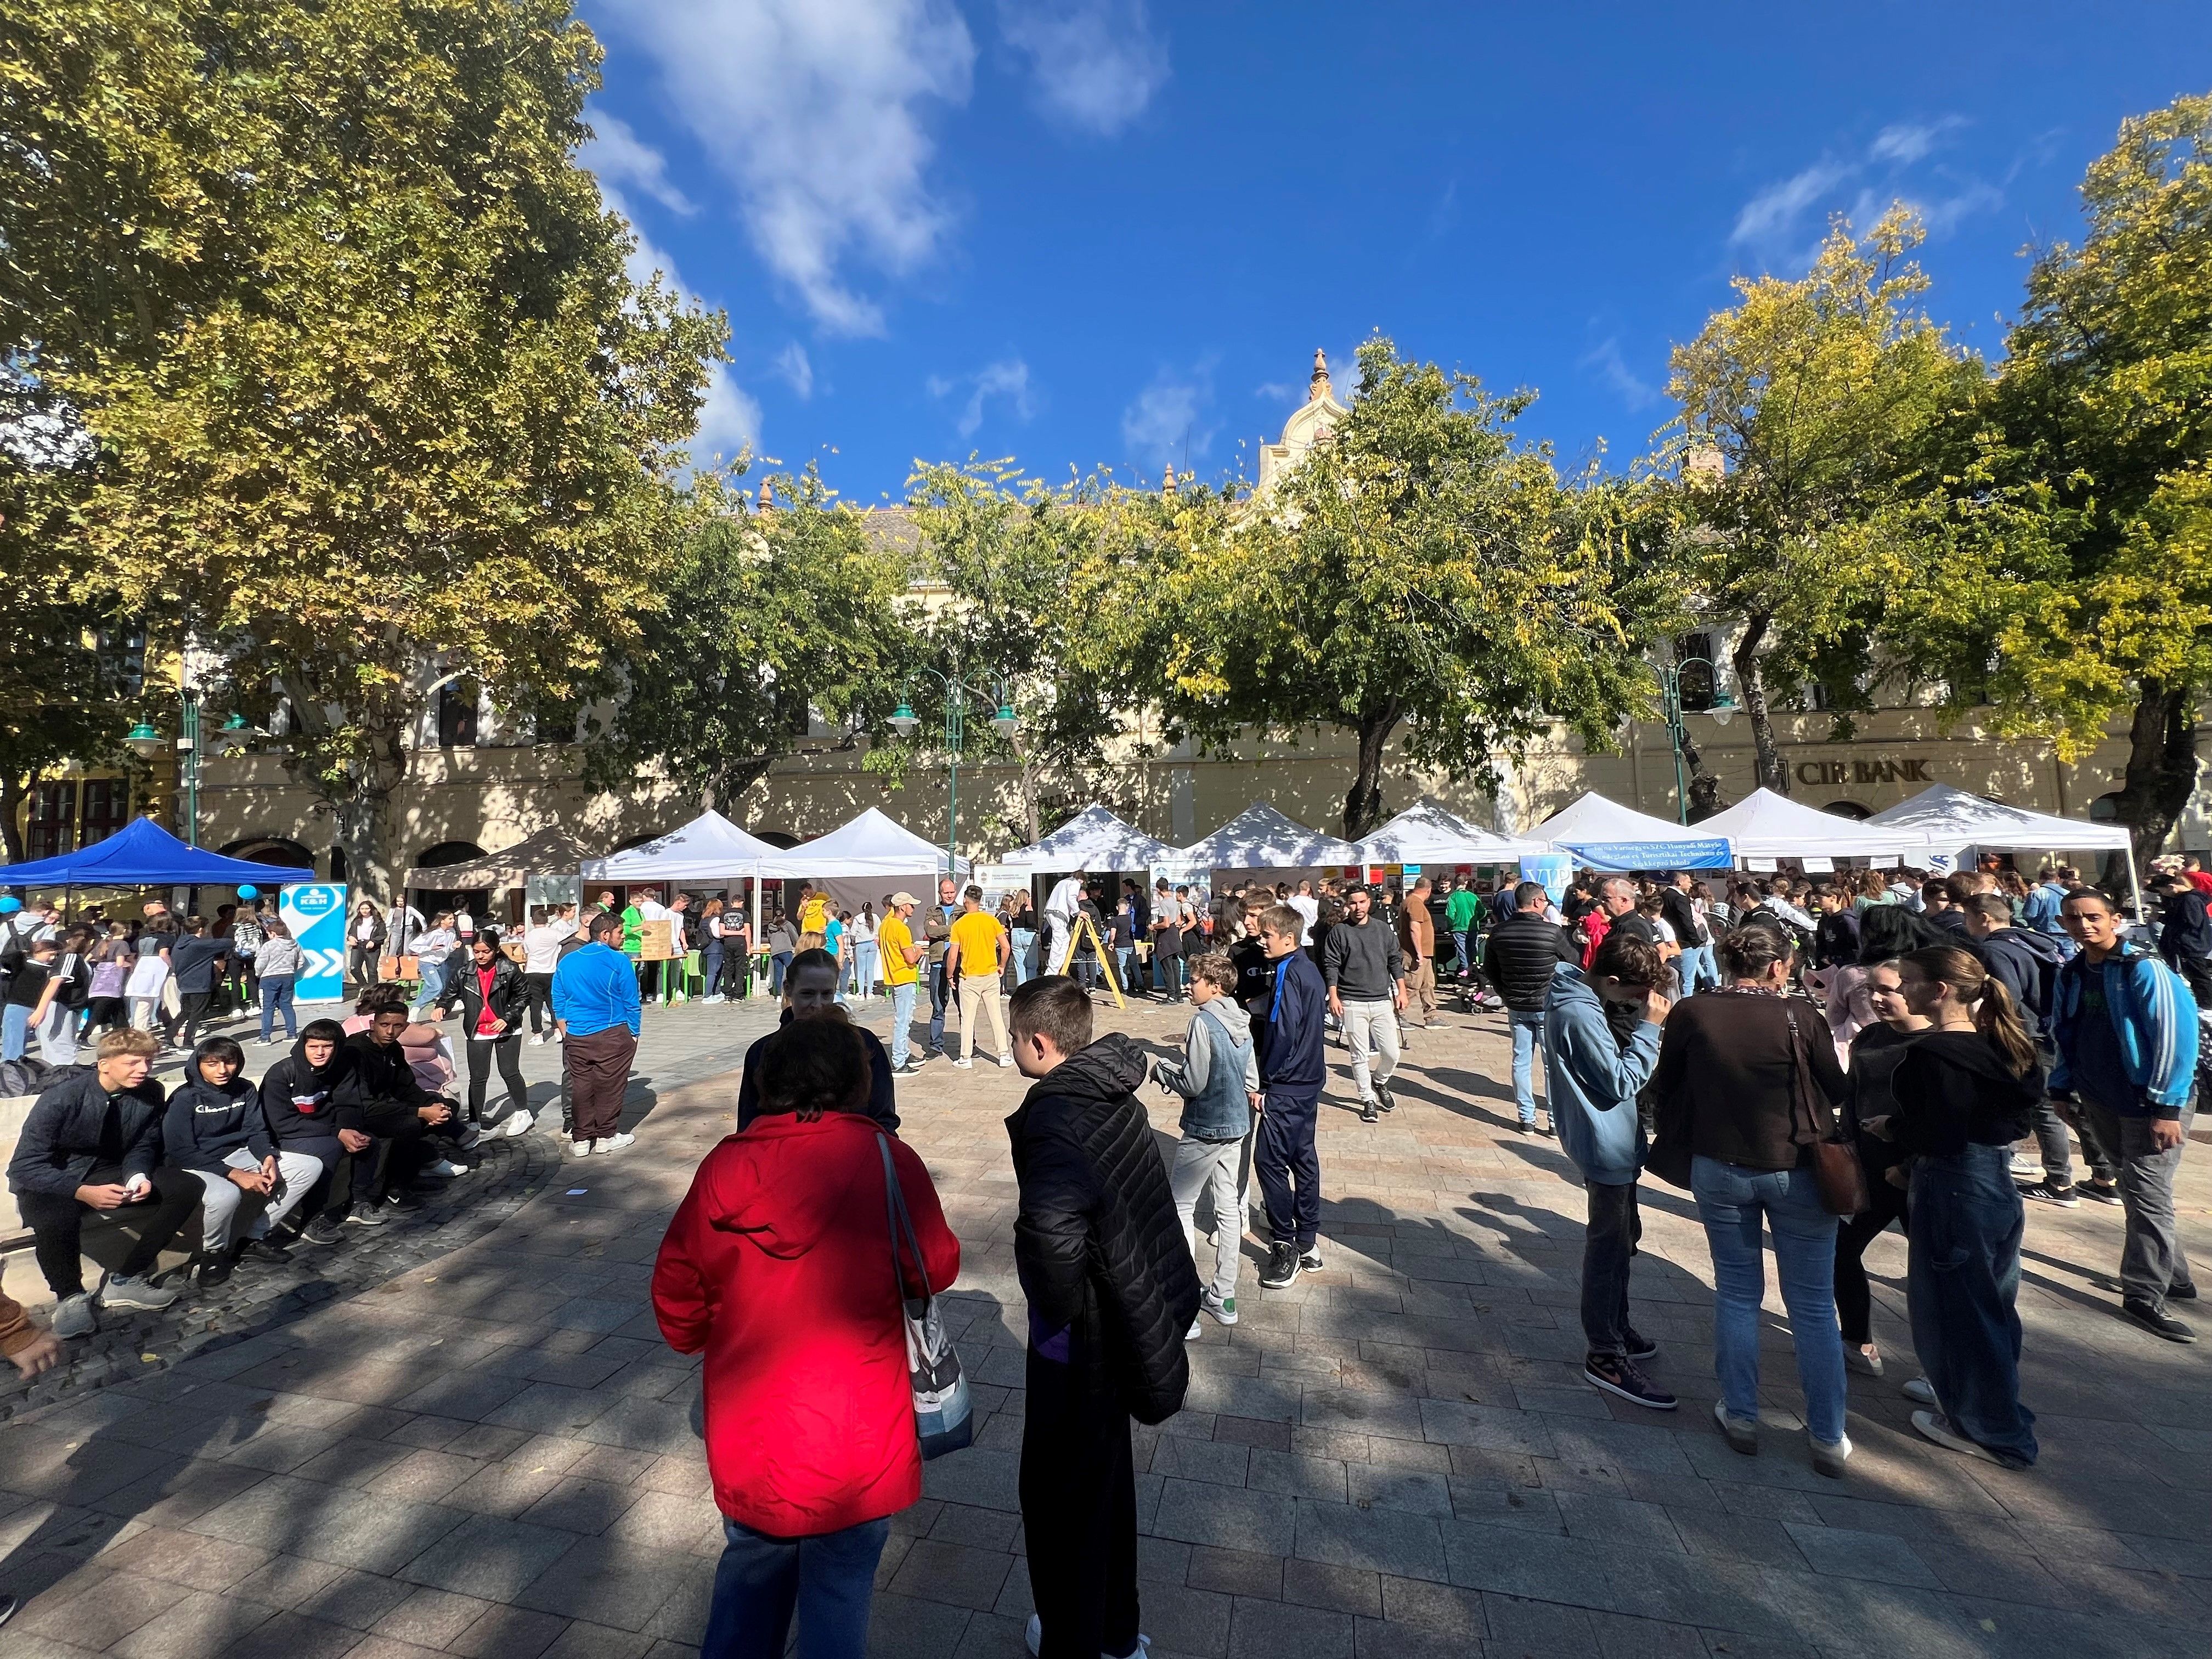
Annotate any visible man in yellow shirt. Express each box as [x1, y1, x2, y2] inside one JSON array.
[[878, 893, 926, 1073], [796, 886, 830, 951], [944, 884, 1013, 1069]]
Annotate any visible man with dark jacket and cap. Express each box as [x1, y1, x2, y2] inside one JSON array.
[[1486, 882, 1580, 1134], [1006, 975, 1198, 1659]]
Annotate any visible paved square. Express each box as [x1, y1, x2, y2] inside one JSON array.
[[0, 993, 2204, 1658]]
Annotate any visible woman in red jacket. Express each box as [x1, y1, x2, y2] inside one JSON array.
[[654, 1017, 960, 1659]]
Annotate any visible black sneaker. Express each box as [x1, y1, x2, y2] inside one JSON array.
[[895, 1058, 926, 1075], [1299, 1248, 1325, 1274], [196, 1258, 234, 1289], [1258, 1244, 1299, 1290], [383, 1190, 424, 1212], [1375, 1084, 1397, 1114], [1584, 1353, 1677, 1410], [1359, 1100, 1379, 1124], [2079, 1179, 2124, 1206], [346, 1202, 389, 1228], [300, 1215, 344, 1247], [235, 1237, 293, 1265], [2019, 1179, 2081, 1207], [2170, 1282, 2199, 1302], [1624, 1329, 1658, 1360], [2122, 1299, 2195, 1343]]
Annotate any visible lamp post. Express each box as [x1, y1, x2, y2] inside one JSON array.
[[125, 697, 204, 845], [1655, 657, 1737, 825], [888, 670, 1018, 872]]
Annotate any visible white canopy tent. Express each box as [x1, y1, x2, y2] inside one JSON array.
[[581, 809, 788, 951], [755, 808, 969, 922], [1867, 783, 2142, 912], [1696, 788, 1936, 866], [1178, 802, 1360, 874], [1526, 792, 1735, 870], [998, 804, 1180, 872], [1356, 799, 1547, 866]]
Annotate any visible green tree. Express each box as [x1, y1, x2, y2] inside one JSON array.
[[1667, 206, 1981, 795], [1, 0, 725, 895], [1899, 95, 2212, 863], [1162, 337, 1671, 840], [594, 468, 917, 809]]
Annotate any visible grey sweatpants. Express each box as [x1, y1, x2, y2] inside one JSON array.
[[1170, 1133, 1248, 1302], [2083, 1102, 2196, 1308], [189, 1148, 328, 1254]]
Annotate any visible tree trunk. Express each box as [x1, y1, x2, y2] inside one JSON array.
[[1675, 729, 1725, 822], [1342, 704, 1403, 841], [2107, 679, 2199, 878], [330, 726, 410, 910], [0, 772, 24, 864], [1730, 615, 1788, 795]]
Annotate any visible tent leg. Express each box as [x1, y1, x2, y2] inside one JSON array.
[[751, 865, 764, 1001], [2125, 844, 2147, 923]]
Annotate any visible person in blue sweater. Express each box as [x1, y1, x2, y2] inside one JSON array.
[[164, 1037, 322, 1285], [552, 911, 642, 1156], [1544, 932, 1674, 1410], [2050, 887, 2200, 1342], [1249, 904, 1328, 1292]]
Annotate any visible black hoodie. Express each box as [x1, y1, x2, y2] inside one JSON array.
[[1005, 1032, 1199, 1425], [1891, 1030, 2044, 1158], [162, 1056, 276, 1175], [258, 1037, 355, 1145], [1976, 926, 2067, 1038]]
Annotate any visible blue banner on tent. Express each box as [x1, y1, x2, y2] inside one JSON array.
[[1555, 838, 1733, 871]]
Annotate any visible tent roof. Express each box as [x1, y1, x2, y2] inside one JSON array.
[[404, 822, 601, 892], [1177, 803, 1360, 871], [1524, 792, 1734, 871], [1356, 799, 1546, 865], [1865, 783, 2132, 853], [999, 804, 1178, 871], [756, 808, 964, 879], [580, 810, 785, 883], [0, 816, 317, 889], [1695, 788, 1934, 861]]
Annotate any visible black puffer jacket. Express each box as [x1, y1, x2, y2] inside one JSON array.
[[1005, 1033, 1200, 1424], [1486, 911, 1578, 1012]]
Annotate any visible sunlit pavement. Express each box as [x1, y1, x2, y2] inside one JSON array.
[[0, 989, 2203, 1659]]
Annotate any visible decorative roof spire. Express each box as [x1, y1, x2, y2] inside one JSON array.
[[1161, 462, 1178, 496], [1310, 348, 1331, 402], [757, 478, 776, 514]]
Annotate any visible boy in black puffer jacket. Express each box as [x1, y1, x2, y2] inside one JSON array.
[[1006, 975, 1199, 1659]]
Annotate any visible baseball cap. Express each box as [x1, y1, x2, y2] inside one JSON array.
[[0, 897, 19, 914], [889, 890, 917, 907]]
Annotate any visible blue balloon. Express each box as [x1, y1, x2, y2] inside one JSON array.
[[0, 896, 19, 914], [237, 884, 260, 899]]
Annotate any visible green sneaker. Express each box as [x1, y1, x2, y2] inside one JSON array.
[[1202, 1292, 1238, 1327]]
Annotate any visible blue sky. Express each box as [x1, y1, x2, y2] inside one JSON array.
[[577, 1, 2212, 503]]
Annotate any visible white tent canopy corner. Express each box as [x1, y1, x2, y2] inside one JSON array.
[[1178, 802, 1360, 873], [1356, 799, 1547, 866], [999, 804, 1180, 872], [1525, 792, 1734, 871], [1866, 782, 2142, 912], [757, 806, 969, 882], [579, 809, 782, 883], [1695, 788, 1936, 864]]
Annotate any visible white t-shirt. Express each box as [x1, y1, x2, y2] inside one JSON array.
[[125, 953, 170, 998], [1288, 894, 1319, 945], [1651, 916, 1678, 947], [522, 921, 574, 973]]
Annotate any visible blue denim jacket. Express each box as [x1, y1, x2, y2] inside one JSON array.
[[1154, 1000, 1256, 1140]]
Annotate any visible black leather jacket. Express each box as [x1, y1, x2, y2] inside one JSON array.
[[439, 951, 528, 1035], [1005, 1034, 1200, 1424], [1486, 911, 1579, 1012]]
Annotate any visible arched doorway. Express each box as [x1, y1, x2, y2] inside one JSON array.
[[409, 840, 489, 929], [1821, 801, 1873, 821], [221, 836, 318, 869]]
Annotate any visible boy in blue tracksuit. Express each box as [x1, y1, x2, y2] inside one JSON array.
[[1545, 933, 1673, 1408], [2050, 887, 2200, 1341], [1248, 904, 1328, 1291]]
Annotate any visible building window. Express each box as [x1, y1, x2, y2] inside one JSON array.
[[436, 680, 479, 748], [1822, 800, 1873, 821], [80, 778, 129, 845], [26, 781, 77, 859], [1674, 633, 1718, 710], [2089, 792, 2124, 823]]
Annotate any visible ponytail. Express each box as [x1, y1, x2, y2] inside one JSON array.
[[1975, 974, 2041, 1079]]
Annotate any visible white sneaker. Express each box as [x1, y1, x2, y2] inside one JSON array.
[[703, 994, 725, 1005], [528, 1033, 546, 1046], [424, 1158, 468, 1178], [571, 1139, 592, 1156], [1187, 1317, 1201, 1341], [2008, 1153, 2041, 1178], [1022, 1617, 1149, 1659], [951, 1058, 973, 1069], [1809, 1431, 1853, 1478], [503, 1109, 535, 1137], [997, 1054, 1016, 1069], [598, 1131, 636, 1153]]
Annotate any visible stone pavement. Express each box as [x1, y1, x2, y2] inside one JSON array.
[[0, 990, 2205, 1659]]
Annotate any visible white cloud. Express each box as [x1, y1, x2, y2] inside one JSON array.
[[930, 358, 1035, 438], [1911, 179, 2006, 236], [997, 0, 1167, 136], [1579, 336, 1659, 411], [583, 111, 697, 216], [772, 342, 815, 399], [1730, 159, 1853, 250], [595, 0, 976, 335], [1122, 368, 1214, 473], [1870, 117, 1966, 166], [1252, 381, 1297, 405]]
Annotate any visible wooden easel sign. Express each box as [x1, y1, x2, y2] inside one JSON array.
[[1051, 912, 1126, 1009]]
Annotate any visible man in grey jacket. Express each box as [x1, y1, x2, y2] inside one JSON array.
[[1544, 932, 1673, 1411], [1321, 885, 1405, 1124]]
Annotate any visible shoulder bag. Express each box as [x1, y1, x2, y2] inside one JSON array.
[[878, 1134, 972, 1459], [1786, 1007, 1867, 1217]]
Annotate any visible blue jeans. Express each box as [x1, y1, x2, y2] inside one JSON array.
[[702, 943, 724, 996], [259, 975, 297, 1041], [1, 1003, 29, 1063], [1909, 1147, 2038, 1465], [410, 960, 446, 1015], [888, 980, 917, 1068], [771, 952, 792, 996], [1691, 1155, 1847, 1445], [850, 940, 877, 996], [1011, 930, 1035, 987], [1674, 941, 1713, 994], [1508, 1011, 1545, 1125], [927, 962, 949, 1052], [701, 1514, 889, 1659]]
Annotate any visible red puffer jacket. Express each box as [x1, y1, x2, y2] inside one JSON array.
[[652, 1112, 960, 1537]]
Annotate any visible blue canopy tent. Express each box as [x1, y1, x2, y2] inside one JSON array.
[[0, 816, 317, 889]]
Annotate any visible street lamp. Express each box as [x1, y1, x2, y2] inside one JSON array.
[[1656, 656, 1737, 825], [124, 721, 163, 760], [889, 670, 1018, 871]]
